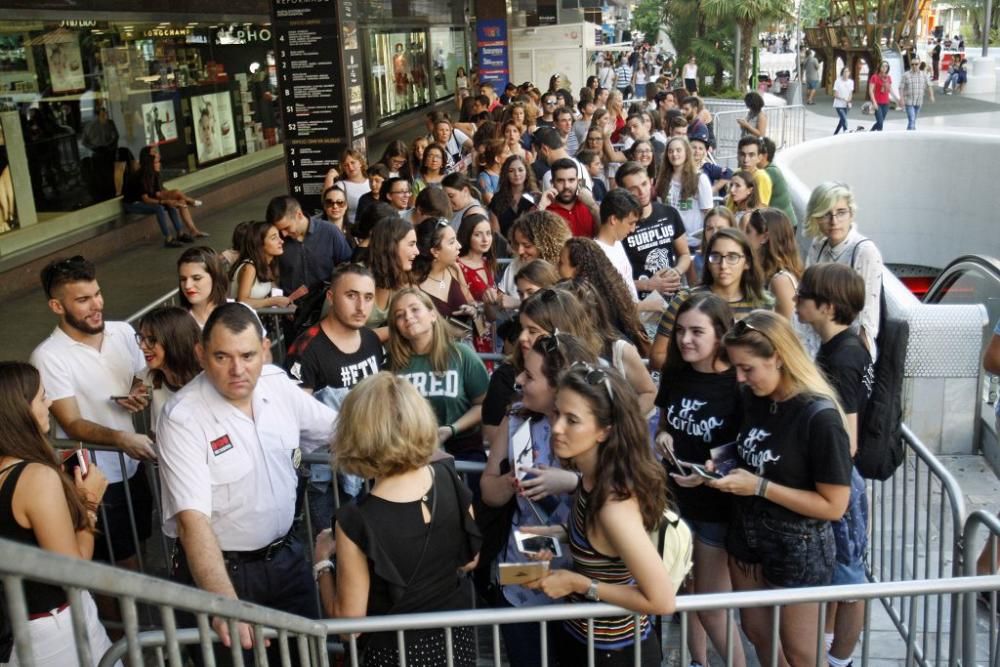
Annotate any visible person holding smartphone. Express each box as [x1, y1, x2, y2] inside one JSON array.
[[655, 293, 747, 667], [480, 331, 598, 667], [0, 361, 117, 666]]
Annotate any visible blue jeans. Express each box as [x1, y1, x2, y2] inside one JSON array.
[[905, 104, 920, 130], [870, 103, 889, 131], [123, 201, 182, 239], [834, 107, 849, 134]]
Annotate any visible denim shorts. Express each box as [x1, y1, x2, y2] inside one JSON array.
[[687, 518, 728, 549], [831, 558, 867, 586], [727, 500, 835, 588], [807, 80, 820, 90]]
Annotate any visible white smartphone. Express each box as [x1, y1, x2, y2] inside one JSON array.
[[514, 530, 561, 558]]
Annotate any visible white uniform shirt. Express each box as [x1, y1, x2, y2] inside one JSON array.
[[156, 365, 337, 551], [30, 321, 145, 483], [595, 238, 639, 302]]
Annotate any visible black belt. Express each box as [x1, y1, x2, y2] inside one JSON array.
[[222, 531, 294, 563]]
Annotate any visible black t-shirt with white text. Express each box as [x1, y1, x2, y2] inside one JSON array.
[[816, 329, 874, 417], [656, 366, 741, 522], [735, 388, 852, 521], [623, 202, 685, 294], [285, 324, 384, 391]]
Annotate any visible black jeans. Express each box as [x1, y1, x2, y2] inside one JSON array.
[[172, 535, 318, 666]]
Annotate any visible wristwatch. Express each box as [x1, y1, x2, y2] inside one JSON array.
[[585, 579, 600, 602]]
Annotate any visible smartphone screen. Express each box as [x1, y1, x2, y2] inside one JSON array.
[[514, 530, 561, 558]]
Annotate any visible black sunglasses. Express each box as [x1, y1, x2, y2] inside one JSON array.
[[570, 362, 614, 401], [539, 329, 564, 355], [732, 318, 770, 342]]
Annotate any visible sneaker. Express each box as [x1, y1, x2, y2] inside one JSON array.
[[194, 231, 211, 238], [177, 234, 195, 243], [164, 238, 183, 248]]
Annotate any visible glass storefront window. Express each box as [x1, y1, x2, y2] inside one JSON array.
[[368, 30, 431, 125], [430, 27, 468, 101], [0, 20, 283, 230]]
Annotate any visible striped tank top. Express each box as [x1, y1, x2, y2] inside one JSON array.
[[564, 488, 651, 649]]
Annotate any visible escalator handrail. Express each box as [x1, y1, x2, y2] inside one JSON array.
[[923, 254, 1000, 304]]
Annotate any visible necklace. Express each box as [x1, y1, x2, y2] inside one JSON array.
[[429, 271, 448, 289]]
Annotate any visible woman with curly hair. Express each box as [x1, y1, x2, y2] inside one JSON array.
[[488, 154, 540, 240], [650, 227, 773, 370], [745, 207, 804, 320], [557, 237, 650, 356], [486, 210, 571, 310], [367, 216, 419, 338]]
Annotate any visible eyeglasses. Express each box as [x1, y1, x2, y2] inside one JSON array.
[[818, 208, 851, 223], [707, 252, 745, 266], [390, 189, 411, 196], [324, 199, 347, 208], [570, 362, 614, 401], [134, 333, 158, 347], [544, 100, 558, 106], [43, 255, 86, 297]]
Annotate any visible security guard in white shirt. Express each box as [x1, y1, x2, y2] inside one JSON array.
[[156, 303, 336, 661]]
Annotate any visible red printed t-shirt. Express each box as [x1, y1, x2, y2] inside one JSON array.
[[871, 75, 891, 105]]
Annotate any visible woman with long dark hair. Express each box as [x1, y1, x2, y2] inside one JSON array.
[[529, 363, 675, 666], [367, 216, 419, 336], [488, 154, 540, 240], [135, 306, 202, 432], [176, 246, 229, 329], [378, 139, 411, 179], [442, 172, 488, 230], [229, 221, 292, 310], [650, 228, 773, 370], [745, 207, 803, 321], [656, 293, 747, 667], [724, 170, 760, 230], [0, 361, 117, 666]]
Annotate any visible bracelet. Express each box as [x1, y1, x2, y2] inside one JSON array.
[[313, 559, 335, 581], [446, 424, 457, 438], [756, 478, 769, 498]]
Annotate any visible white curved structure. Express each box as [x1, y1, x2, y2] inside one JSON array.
[[776, 131, 995, 454], [776, 131, 1000, 270]]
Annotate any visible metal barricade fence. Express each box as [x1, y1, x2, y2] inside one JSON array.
[[866, 424, 968, 666], [711, 105, 806, 170], [963, 510, 1000, 666]]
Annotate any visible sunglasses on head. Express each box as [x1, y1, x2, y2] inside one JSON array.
[[43, 255, 86, 298], [570, 361, 614, 401]]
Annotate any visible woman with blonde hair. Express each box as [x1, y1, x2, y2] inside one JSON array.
[[387, 288, 489, 466], [745, 207, 804, 320], [328, 148, 370, 225], [705, 310, 852, 666], [803, 181, 884, 356], [315, 372, 480, 667]]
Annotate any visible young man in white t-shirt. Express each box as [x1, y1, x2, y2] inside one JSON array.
[[30, 256, 154, 567], [593, 188, 641, 302]]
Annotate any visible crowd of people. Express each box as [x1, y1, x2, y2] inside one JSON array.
[[1, 56, 914, 667]]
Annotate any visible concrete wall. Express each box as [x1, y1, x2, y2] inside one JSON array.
[[776, 132, 996, 454], [776, 131, 1000, 271]]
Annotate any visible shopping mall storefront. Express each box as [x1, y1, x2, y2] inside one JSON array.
[[0, 0, 469, 271]]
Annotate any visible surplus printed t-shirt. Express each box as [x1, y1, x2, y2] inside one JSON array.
[[623, 202, 685, 297], [735, 388, 853, 521], [397, 343, 490, 455], [816, 329, 874, 417], [285, 324, 384, 392], [656, 366, 741, 523]]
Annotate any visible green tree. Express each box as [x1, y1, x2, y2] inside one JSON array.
[[631, 0, 667, 44], [701, 0, 790, 89]]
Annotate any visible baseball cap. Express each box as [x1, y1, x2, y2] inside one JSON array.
[[688, 128, 711, 146]]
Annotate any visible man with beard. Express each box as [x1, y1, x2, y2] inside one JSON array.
[[285, 263, 384, 534], [30, 255, 155, 568], [537, 158, 598, 238]]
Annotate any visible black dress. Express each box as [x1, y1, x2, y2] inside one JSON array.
[[337, 460, 482, 666]]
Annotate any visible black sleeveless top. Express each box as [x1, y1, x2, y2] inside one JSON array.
[[0, 461, 69, 614]]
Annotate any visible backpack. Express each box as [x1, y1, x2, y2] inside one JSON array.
[[849, 240, 908, 480], [649, 504, 693, 593]]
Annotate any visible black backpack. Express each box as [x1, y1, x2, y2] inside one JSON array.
[[847, 240, 908, 480]]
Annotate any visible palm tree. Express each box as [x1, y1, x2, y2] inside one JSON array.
[[702, 0, 790, 90]]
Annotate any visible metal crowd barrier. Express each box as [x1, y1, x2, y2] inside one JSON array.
[[962, 510, 1000, 666], [866, 424, 968, 666], [711, 105, 806, 169]]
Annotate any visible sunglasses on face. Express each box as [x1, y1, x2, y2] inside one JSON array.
[[325, 199, 347, 208]]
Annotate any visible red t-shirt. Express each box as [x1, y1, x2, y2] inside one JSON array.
[[871, 75, 891, 104], [549, 200, 596, 238]]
